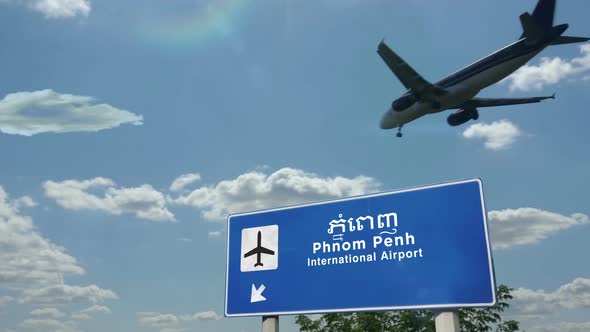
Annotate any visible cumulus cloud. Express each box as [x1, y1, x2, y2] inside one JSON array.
[[44, 178, 175, 222], [17, 0, 89, 18], [79, 304, 111, 314], [531, 322, 590, 332], [172, 167, 380, 221], [510, 278, 590, 317], [70, 313, 91, 320], [169, 173, 201, 192], [1, 0, 90, 18], [489, 208, 589, 249], [138, 312, 180, 328], [0, 89, 142, 136], [137, 310, 221, 331], [180, 310, 221, 321], [462, 119, 521, 150], [505, 44, 590, 91], [20, 284, 118, 305], [14, 196, 36, 208], [30, 308, 65, 318], [71, 305, 111, 320], [1, 185, 116, 308], [0, 186, 84, 290]]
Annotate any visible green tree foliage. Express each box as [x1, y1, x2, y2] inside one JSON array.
[[295, 285, 519, 332]]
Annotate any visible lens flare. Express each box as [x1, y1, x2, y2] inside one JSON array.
[[136, 0, 251, 50]]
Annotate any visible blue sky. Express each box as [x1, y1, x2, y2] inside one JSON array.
[[0, 0, 589, 331]]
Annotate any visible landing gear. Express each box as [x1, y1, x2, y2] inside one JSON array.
[[396, 126, 403, 138]]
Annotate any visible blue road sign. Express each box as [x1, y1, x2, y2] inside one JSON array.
[[225, 179, 496, 317]]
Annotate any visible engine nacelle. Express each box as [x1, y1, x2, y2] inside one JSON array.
[[447, 108, 479, 126]]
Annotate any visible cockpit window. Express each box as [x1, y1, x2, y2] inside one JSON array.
[[392, 94, 417, 111]]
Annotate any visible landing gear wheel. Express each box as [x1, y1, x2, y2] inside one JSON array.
[[396, 132, 403, 138], [396, 125, 403, 138]]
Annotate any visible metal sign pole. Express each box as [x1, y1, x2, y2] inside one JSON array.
[[262, 315, 279, 332], [435, 310, 460, 332]]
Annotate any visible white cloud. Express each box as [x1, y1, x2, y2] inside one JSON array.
[[489, 208, 589, 249], [511, 278, 590, 317], [21, 284, 118, 305], [172, 167, 380, 221], [0, 89, 142, 136], [14, 196, 36, 208], [505, 43, 590, 91], [1, 185, 117, 309], [70, 313, 90, 320], [20, 318, 80, 332], [208, 231, 222, 238], [170, 173, 201, 192], [138, 310, 221, 331], [462, 119, 521, 150], [79, 304, 110, 314], [71, 305, 111, 320], [10, 0, 91, 18], [180, 310, 222, 321], [30, 308, 65, 318], [530, 322, 590, 332], [44, 178, 175, 222], [138, 312, 179, 328], [0, 186, 84, 290]]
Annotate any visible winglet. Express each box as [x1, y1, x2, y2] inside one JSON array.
[[551, 92, 556, 99]]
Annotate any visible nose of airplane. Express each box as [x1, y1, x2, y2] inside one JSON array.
[[380, 107, 397, 129]]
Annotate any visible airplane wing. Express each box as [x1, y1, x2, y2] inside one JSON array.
[[377, 41, 446, 99], [244, 248, 258, 258], [259, 247, 274, 255], [466, 95, 555, 108], [243, 247, 275, 258]]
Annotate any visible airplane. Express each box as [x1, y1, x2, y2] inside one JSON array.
[[378, 0, 589, 137], [243, 231, 275, 267]]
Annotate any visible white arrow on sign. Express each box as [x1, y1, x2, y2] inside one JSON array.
[[250, 284, 267, 303]]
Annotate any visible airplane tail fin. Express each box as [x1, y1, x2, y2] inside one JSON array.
[[518, 0, 589, 45], [531, 0, 555, 28], [255, 262, 263, 267], [519, 0, 555, 40], [519, 12, 546, 41]]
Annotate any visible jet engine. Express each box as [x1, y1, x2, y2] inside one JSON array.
[[446, 107, 479, 126]]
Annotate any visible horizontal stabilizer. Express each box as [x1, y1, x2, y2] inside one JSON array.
[[550, 36, 590, 45]]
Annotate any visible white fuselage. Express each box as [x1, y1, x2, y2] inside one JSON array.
[[380, 47, 542, 129]]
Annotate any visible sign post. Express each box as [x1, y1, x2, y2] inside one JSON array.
[[262, 316, 279, 332], [435, 311, 460, 332], [225, 179, 496, 330]]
